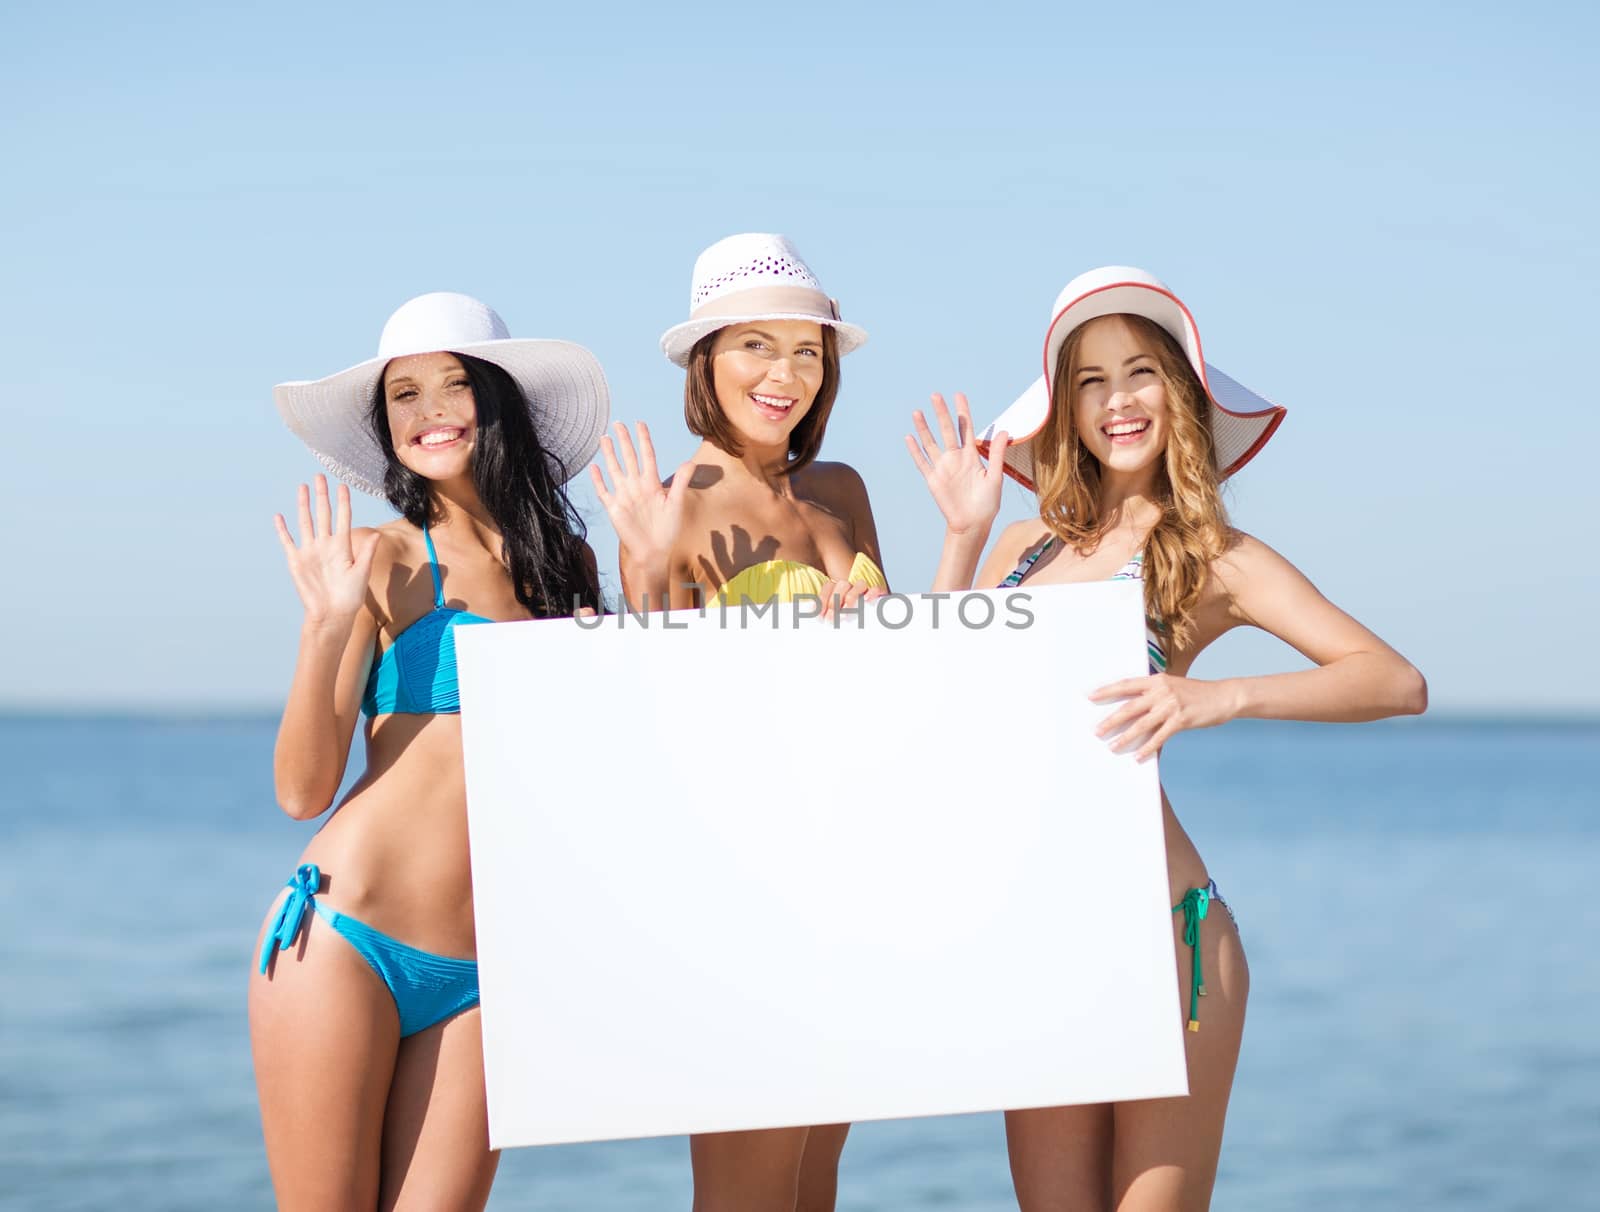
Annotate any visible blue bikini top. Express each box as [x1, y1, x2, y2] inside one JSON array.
[[362, 525, 493, 717]]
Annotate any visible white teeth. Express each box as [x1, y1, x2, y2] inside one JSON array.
[[1105, 420, 1149, 436], [419, 429, 462, 446], [751, 394, 793, 410]]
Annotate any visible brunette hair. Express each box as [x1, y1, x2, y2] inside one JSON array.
[[1033, 314, 1231, 646], [682, 325, 840, 474], [368, 352, 601, 617]]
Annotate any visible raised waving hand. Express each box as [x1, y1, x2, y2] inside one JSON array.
[[273, 474, 380, 626], [906, 393, 1010, 536], [589, 421, 692, 577]]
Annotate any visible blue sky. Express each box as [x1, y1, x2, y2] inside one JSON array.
[[3, 1, 1595, 712]]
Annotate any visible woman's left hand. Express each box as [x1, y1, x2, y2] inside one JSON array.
[[1090, 674, 1239, 761], [816, 579, 888, 620]]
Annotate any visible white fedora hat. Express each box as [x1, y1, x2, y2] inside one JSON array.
[[274, 292, 609, 496], [978, 266, 1286, 490], [659, 233, 868, 367]]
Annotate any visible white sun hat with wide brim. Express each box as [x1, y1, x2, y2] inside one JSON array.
[[274, 292, 609, 496], [659, 233, 868, 367], [977, 266, 1285, 491]]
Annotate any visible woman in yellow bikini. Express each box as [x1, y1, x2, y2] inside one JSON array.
[[907, 265, 1427, 1211], [589, 233, 881, 1211]]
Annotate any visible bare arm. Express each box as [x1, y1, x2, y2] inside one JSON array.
[[591, 421, 690, 612], [617, 545, 679, 613], [1207, 534, 1428, 723], [1093, 532, 1427, 760], [905, 393, 1011, 591], [930, 532, 989, 593], [269, 477, 383, 819], [273, 604, 378, 820]]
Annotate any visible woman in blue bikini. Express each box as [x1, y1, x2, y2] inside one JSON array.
[[252, 292, 607, 1210], [907, 266, 1427, 1211]]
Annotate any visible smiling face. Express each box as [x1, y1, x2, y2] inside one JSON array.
[[707, 320, 827, 450], [382, 352, 477, 482], [1067, 315, 1172, 482]]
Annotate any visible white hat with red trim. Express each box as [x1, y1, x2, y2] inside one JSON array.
[[659, 233, 868, 367], [978, 266, 1285, 490]]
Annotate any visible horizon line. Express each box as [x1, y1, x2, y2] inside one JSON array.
[[1, 705, 1596, 730]]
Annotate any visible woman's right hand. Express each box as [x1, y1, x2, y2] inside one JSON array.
[[590, 421, 691, 573], [273, 474, 379, 627], [906, 393, 1010, 537]]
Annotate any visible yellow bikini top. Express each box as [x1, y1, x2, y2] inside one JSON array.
[[709, 552, 887, 605]]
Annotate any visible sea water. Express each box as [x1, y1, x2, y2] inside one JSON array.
[[1, 715, 1594, 1211]]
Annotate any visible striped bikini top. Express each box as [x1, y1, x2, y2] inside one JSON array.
[[999, 536, 1169, 673]]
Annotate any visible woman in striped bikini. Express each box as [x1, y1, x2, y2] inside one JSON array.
[[905, 266, 1427, 1211]]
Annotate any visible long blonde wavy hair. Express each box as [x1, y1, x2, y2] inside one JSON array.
[[1032, 313, 1231, 647]]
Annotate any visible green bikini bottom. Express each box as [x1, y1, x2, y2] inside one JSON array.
[[1173, 879, 1234, 1032]]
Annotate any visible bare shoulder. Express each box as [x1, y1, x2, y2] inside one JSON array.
[[795, 460, 870, 511], [368, 520, 415, 564], [974, 517, 1051, 590], [992, 518, 1051, 567], [1205, 528, 1324, 625], [1210, 529, 1299, 590], [666, 462, 716, 536], [795, 460, 876, 537], [363, 521, 421, 623]]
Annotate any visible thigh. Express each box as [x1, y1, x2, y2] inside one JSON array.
[[1005, 1104, 1114, 1212], [796, 1122, 851, 1212], [1111, 902, 1249, 1212], [379, 1007, 499, 1212], [690, 1126, 809, 1212], [250, 903, 400, 1212]]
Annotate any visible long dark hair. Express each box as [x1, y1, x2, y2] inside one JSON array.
[[368, 353, 601, 616]]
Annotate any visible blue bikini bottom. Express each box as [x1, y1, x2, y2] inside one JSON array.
[[258, 863, 480, 1038]]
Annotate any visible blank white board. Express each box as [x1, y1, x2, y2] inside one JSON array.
[[457, 583, 1185, 1148]]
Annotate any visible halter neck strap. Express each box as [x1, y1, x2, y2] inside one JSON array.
[[421, 523, 445, 609]]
